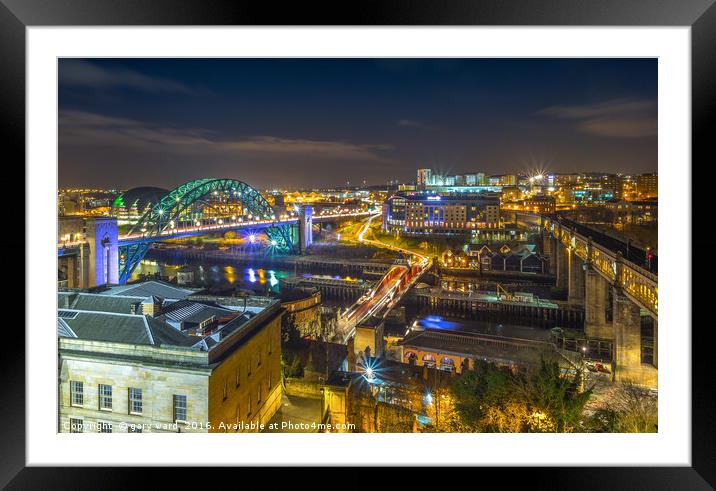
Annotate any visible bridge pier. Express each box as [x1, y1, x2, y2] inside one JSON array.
[[613, 288, 658, 387], [555, 243, 569, 291], [543, 234, 556, 274], [584, 267, 612, 339], [653, 318, 658, 368], [58, 216, 118, 288], [63, 254, 78, 288], [298, 205, 313, 252], [568, 252, 585, 307], [86, 217, 119, 286], [58, 249, 88, 289]]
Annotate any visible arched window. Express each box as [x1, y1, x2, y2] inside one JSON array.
[[422, 354, 436, 368], [404, 351, 417, 365], [439, 357, 455, 372]]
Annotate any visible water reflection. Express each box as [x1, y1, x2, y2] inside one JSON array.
[[131, 260, 290, 293]]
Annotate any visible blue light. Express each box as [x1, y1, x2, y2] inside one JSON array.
[[417, 315, 461, 330]]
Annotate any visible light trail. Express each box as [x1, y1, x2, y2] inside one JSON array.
[[336, 212, 433, 342]]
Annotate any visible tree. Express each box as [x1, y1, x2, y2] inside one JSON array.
[[588, 383, 657, 433], [281, 351, 304, 379], [481, 401, 533, 433], [449, 358, 593, 433], [450, 360, 515, 431], [514, 359, 593, 432]]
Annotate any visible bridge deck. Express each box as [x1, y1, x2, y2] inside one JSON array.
[[547, 215, 657, 273]]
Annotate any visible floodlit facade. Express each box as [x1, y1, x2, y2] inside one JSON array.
[[383, 192, 501, 236], [58, 292, 284, 433]]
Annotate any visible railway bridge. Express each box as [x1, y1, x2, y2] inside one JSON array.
[[541, 214, 657, 387]]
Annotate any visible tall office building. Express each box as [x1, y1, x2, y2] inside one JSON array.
[[636, 173, 658, 199]]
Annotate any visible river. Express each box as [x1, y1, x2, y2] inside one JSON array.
[[130, 249, 365, 299], [130, 256, 294, 294]]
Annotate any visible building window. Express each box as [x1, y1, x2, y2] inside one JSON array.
[[257, 384, 262, 403], [129, 387, 142, 414], [235, 367, 241, 388], [174, 395, 187, 422], [128, 425, 142, 433], [98, 384, 112, 411], [247, 394, 252, 417], [257, 351, 262, 367], [98, 421, 112, 433], [70, 380, 83, 407], [222, 377, 228, 401], [69, 418, 83, 433]]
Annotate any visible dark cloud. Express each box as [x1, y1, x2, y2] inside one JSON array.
[[59, 109, 397, 172], [60, 59, 193, 93], [539, 98, 657, 138], [58, 59, 658, 187], [397, 119, 431, 129]]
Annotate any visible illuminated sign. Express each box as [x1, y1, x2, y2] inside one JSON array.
[[426, 196, 442, 201]]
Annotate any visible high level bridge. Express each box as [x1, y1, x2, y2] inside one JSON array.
[[540, 214, 658, 388]]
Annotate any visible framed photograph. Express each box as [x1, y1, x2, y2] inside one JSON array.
[[3, 0, 711, 486]]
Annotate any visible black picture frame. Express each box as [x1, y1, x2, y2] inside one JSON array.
[[2, 0, 710, 486]]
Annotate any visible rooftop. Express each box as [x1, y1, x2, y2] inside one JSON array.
[[97, 280, 197, 300], [398, 327, 565, 368], [157, 299, 235, 326], [57, 309, 198, 347], [412, 316, 552, 342], [59, 292, 152, 314], [57, 287, 282, 360]]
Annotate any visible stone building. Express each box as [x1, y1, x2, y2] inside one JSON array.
[[279, 287, 322, 340], [396, 326, 568, 374], [58, 292, 284, 433]]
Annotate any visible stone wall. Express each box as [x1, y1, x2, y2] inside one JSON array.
[[285, 378, 324, 399], [59, 352, 211, 433], [207, 313, 283, 432]]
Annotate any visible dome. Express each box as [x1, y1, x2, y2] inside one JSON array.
[[111, 187, 169, 212]]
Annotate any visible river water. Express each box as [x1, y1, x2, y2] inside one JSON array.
[[130, 256, 294, 294], [130, 250, 360, 298]]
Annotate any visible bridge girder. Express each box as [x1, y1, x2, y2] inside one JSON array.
[[542, 217, 657, 318]]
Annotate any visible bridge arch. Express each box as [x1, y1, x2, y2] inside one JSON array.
[[118, 178, 294, 283]]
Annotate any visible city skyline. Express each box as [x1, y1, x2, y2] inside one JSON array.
[[59, 58, 657, 189]]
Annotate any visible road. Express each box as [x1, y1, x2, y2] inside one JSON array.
[[335, 213, 432, 341]]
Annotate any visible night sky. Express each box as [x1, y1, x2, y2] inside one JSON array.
[[58, 58, 657, 190]]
